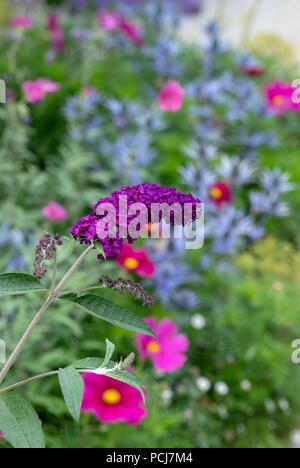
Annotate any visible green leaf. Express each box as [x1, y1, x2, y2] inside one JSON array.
[[107, 369, 146, 404], [0, 392, 45, 448], [70, 357, 146, 404], [63, 294, 156, 338], [0, 273, 46, 296], [101, 339, 115, 368], [94, 241, 106, 260], [58, 367, 84, 422]]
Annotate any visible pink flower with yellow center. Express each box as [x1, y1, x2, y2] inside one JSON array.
[[136, 317, 189, 373], [264, 79, 300, 116], [209, 181, 232, 208], [117, 243, 155, 277], [81, 373, 147, 425], [158, 79, 185, 112], [10, 16, 34, 29], [98, 10, 122, 31], [42, 201, 68, 222]]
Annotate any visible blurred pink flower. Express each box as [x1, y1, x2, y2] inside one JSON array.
[[120, 19, 144, 46], [22, 81, 46, 103], [37, 78, 60, 94], [83, 85, 97, 96], [264, 79, 300, 116], [117, 243, 155, 277], [136, 317, 189, 373], [42, 201, 68, 222], [10, 16, 34, 29], [47, 12, 65, 52], [22, 78, 60, 103], [241, 63, 265, 77], [158, 79, 185, 112], [6, 89, 16, 101], [98, 10, 121, 30], [81, 373, 147, 425]]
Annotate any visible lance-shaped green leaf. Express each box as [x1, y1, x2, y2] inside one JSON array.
[[63, 294, 156, 338], [100, 339, 115, 369], [0, 273, 46, 296], [0, 392, 45, 448], [58, 367, 84, 422], [70, 357, 146, 403]]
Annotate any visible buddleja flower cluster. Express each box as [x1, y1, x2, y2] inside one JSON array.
[[99, 275, 155, 306], [33, 233, 63, 280], [70, 184, 201, 260]]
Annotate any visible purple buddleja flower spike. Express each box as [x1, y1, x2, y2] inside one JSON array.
[[70, 184, 201, 260]]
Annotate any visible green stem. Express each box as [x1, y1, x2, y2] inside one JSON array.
[[50, 252, 57, 293], [58, 285, 105, 297], [0, 367, 115, 395], [0, 368, 92, 395], [0, 244, 94, 386], [0, 371, 60, 394]]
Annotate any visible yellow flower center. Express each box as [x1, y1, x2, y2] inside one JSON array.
[[146, 341, 161, 354], [210, 187, 223, 200], [273, 95, 284, 107], [124, 257, 139, 270], [102, 388, 121, 405]]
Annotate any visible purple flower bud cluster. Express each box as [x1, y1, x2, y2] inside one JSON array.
[[70, 184, 201, 260], [99, 275, 155, 306], [33, 233, 63, 280]]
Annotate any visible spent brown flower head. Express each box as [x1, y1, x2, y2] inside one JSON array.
[[99, 275, 155, 306]]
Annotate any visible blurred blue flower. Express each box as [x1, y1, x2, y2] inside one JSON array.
[[217, 156, 255, 186], [173, 289, 200, 310], [6, 254, 26, 271]]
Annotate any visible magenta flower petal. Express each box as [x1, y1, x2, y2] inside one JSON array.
[[264, 79, 300, 116], [156, 318, 179, 338], [153, 349, 188, 373], [10, 16, 34, 29], [120, 19, 144, 46], [98, 10, 122, 31]]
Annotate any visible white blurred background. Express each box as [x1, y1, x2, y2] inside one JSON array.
[[181, 0, 300, 63]]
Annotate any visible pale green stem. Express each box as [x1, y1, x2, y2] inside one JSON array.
[[0, 367, 113, 395], [58, 285, 106, 297], [50, 252, 57, 293]]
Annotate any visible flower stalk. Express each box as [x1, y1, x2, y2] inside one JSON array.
[[0, 244, 94, 386]]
